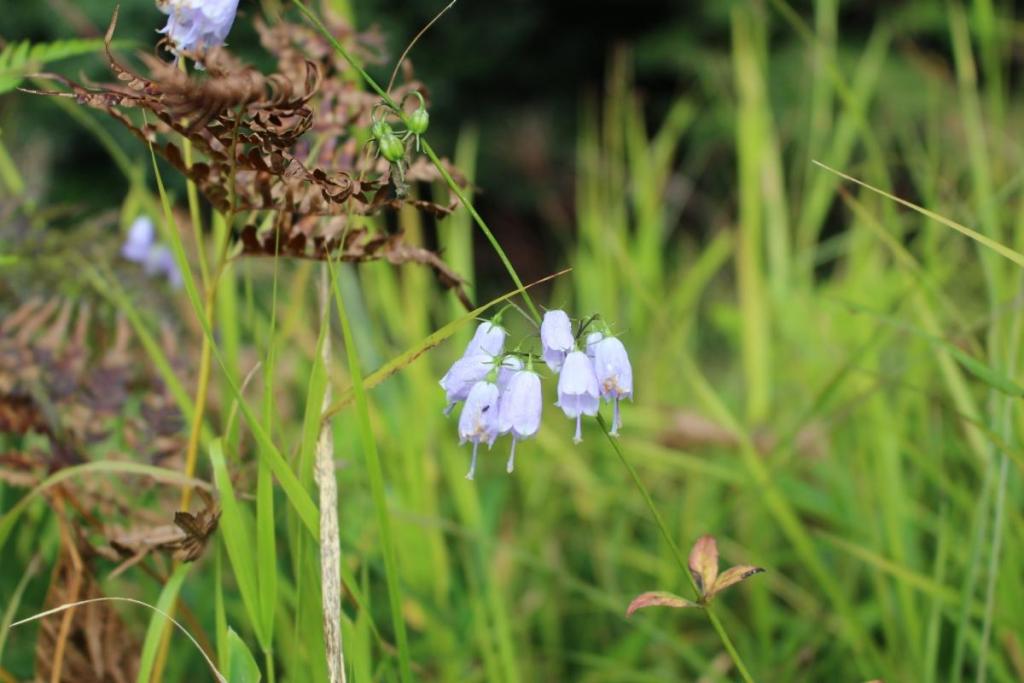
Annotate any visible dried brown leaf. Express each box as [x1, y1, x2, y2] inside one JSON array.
[[36, 527, 140, 682], [625, 591, 698, 617], [707, 565, 765, 600], [108, 491, 220, 570], [26, 10, 472, 304], [688, 534, 719, 596]]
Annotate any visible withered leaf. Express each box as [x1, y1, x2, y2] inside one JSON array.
[[26, 10, 472, 307], [109, 491, 220, 572], [234, 224, 471, 308], [688, 534, 719, 596], [707, 565, 766, 600], [37, 531, 140, 682], [172, 502, 221, 562], [1, 297, 184, 467], [625, 591, 698, 617]]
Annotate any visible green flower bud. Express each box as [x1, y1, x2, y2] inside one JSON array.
[[408, 107, 430, 136], [379, 133, 405, 162], [370, 119, 392, 140]]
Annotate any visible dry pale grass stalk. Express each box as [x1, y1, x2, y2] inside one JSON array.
[[314, 266, 347, 683], [12, 597, 224, 683]]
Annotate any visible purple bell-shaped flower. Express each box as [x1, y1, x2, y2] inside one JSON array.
[[556, 350, 600, 443], [122, 216, 182, 288], [464, 320, 506, 358], [158, 0, 240, 59], [122, 216, 156, 263], [592, 336, 633, 435], [439, 353, 493, 414], [497, 355, 523, 393], [458, 380, 501, 479], [540, 309, 574, 371], [497, 369, 542, 473]]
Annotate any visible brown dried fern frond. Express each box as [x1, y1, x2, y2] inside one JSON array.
[[0, 296, 186, 468], [25, 8, 472, 306]]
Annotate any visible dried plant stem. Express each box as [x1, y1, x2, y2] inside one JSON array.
[[156, 235, 218, 682], [50, 498, 84, 683], [12, 597, 226, 682], [179, 287, 216, 512], [315, 267, 347, 683], [385, 0, 458, 94]]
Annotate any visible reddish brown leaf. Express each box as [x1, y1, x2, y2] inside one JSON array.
[[625, 591, 698, 617], [688, 534, 719, 596], [708, 565, 765, 600]]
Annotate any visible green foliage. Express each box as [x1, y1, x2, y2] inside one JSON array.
[[4, 1, 1024, 682], [227, 628, 262, 683], [0, 38, 107, 94]]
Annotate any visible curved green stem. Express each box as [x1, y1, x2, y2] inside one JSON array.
[[598, 414, 756, 683], [290, 0, 541, 321], [421, 140, 540, 320]]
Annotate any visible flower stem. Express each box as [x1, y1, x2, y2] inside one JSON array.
[[598, 414, 755, 683], [0, 133, 26, 198], [290, 0, 541, 322], [421, 140, 541, 321], [179, 288, 215, 513]]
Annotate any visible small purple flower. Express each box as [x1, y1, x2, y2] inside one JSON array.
[[593, 336, 633, 435], [144, 245, 183, 288], [439, 353, 492, 414], [122, 216, 182, 288], [497, 369, 542, 473], [541, 309, 574, 371], [497, 355, 523, 393], [158, 0, 240, 58], [464, 320, 506, 358], [122, 216, 156, 263], [556, 350, 600, 443], [458, 381, 501, 479], [585, 331, 604, 359]]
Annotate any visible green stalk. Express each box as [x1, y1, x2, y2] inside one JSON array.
[[290, 0, 540, 322], [421, 140, 540, 321], [598, 415, 755, 683], [0, 133, 26, 197]]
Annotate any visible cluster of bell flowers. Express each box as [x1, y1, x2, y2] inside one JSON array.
[[440, 310, 633, 480]]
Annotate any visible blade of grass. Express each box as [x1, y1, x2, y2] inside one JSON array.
[[732, 6, 772, 422], [210, 438, 268, 650], [0, 462, 213, 551], [11, 594, 224, 683], [256, 246, 283, 678], [813, 160, 1024, 269], [0, 554, 41, 662], [137, 563, 194, 683], [147, 144, 320, 538]]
